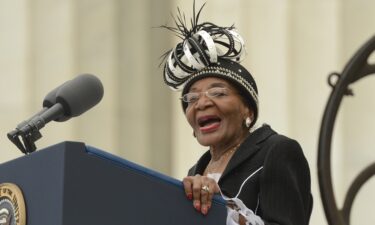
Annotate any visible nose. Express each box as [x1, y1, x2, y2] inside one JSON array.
[[194, 93, 213, 110]]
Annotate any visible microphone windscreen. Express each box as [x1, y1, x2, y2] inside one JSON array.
[[56, 74, 104, 118], [42, 81, 71, 122], [43, 83, 65, 108]]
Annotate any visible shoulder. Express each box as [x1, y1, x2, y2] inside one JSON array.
[[251, 125, 303, 156], [264, 134, 305, 161], [260, 131, 310, 180], [249, 124, 304, 159], [266, 133, 302, 151], [252, 125, 309, 170]]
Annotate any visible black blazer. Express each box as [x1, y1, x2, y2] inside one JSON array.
[[188, 125, 313, 225]]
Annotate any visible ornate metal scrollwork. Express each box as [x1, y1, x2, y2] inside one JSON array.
[[318, 35, 375, 225]]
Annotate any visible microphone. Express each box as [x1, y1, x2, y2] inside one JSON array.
[[38, 80, 70, 121], [43, 81, 67, 108], [6, 81, 67, 151], [7, 74, 104, 154], [25, 80, 68, 123], [55, 73, 104, 120], [33, 73, 104, 125]]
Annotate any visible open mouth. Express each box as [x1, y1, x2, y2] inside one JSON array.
[[197, 115, 221, 132]]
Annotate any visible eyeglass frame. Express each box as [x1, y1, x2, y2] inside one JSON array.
[[180, 87, 233, 104]]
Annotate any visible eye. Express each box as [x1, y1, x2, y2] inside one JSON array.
[[207, 87, 228, 98], [183, 93, 199, 103]]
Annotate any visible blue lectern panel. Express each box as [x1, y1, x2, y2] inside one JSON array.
[[0, 142, 227, 225], [0, 142, 70, 225]]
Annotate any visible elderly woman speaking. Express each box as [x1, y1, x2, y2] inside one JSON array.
[[161, 3, 313, 225]]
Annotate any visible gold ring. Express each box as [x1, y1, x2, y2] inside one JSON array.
[[201, 185, 210, 192]]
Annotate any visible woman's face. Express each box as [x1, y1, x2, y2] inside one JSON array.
[[185, 77, 252, 150]]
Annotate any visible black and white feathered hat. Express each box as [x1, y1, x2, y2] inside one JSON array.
[[161, 2, 259, 126]]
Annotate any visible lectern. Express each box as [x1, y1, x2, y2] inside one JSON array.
[[0, 142, 227, 225]]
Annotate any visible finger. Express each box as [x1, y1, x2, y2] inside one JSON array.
[[182, 176, 193, 200], [200, 184, 210, 215], [192, 175, 202, 211], [206, 187, 215, 211], [201, 180, 218, 214]]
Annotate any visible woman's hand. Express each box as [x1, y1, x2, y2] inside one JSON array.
[[182, 175, 220, 215]]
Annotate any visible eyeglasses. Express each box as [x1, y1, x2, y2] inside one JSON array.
[[180, 87, 229, 103]]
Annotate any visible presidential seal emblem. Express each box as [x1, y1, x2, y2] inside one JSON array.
[[0, 183, 26, 225]]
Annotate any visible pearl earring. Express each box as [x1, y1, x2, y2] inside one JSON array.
[[245, 117, 251, 128]]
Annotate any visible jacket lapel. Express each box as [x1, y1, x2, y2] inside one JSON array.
[[219, 125, 276, 181], [191, 150, 211, 175]]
